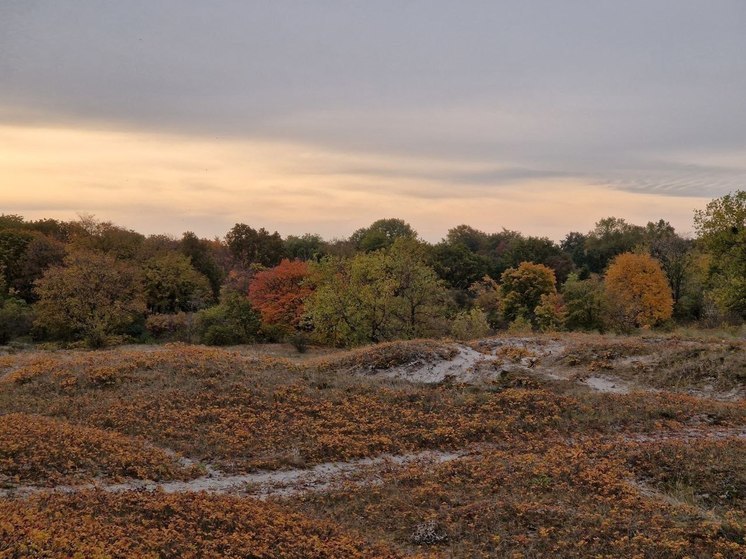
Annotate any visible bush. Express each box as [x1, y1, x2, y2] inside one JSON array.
[[194, 293, 261, 346], [451, 308, 491, 340], [507, 315, 533, 333], [534, 293, 567, 332], [288, 331, 309, 353], [0, 297, 34, 344], [145, 313, 193, 342]]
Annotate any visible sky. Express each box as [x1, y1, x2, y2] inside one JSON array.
[[1, 1, 745, 242]]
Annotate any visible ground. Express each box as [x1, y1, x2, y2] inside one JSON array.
[[0, 333, 744, 558]]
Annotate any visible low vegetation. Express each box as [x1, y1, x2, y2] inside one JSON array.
[[1, 333, 744, 557]]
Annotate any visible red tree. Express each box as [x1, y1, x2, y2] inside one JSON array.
[[248, 259, 312, 331]]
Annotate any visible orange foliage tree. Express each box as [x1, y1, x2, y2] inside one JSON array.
[[248, 259, 312, 333], [604, 252, 673, 330]]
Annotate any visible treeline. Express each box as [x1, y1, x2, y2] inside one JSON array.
[[0, 190, 743, 348]]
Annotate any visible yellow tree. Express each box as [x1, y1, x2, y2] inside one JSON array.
[[34, 250, 145, 347], [500, 262, 556, 327], [604, 252, 673, 330]]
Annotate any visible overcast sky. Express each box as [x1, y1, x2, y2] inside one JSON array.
[[1, 1, 744, 241]]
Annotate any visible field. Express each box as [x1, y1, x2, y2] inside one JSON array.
[[1, 333, 745, 558]]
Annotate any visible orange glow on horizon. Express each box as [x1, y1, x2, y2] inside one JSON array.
[[0, 124, 709, 241]]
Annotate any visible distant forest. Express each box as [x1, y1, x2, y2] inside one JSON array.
[[1, 190, 744, 348]]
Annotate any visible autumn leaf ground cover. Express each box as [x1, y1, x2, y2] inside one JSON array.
[[0, 413, 199, 487], [0, 333, 745, 558]]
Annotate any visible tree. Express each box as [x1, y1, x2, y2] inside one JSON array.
[[693, 190, 746, 319], [0, 278, 33, 343], [12, 233, 66, 301], [469, 276, 503, 329], [34, 250, 146, 346], [349, 218, 417, 252], [68, 215, 145, 260], [225, 223, 284, 269], [284, 233, 325, 261], [643, 220, 693, 315], [248, 259, 312, 334], [445, 225, 490, 253], [306, 240, 448, 346], [561, 273, 606, 332], [534, 292, 567, 332], [386, 239, 449, 338], [429, 242, 492, 290], [604, 252, 673, 330], [306, 256, 394, 346], [494, 235, 573, 284], [584, 217, 645, 274], [142, 253, 214, 314], [500, 262, 557, 326], [0, 228, 33, 292], [561, 231, 589, 273], [180, 231, 224, 297]]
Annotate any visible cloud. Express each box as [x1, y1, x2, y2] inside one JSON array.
[[0, 124, 714, 242], [1, 2, 744, 236]]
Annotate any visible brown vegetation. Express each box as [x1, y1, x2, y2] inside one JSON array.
[[0, 334, 744, 557]]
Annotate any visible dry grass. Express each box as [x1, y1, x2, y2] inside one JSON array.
[[291, 437, 746, 558], [0, 413, 199, 487], [0, 491, 421, 559], [0, 334, 745, 557]]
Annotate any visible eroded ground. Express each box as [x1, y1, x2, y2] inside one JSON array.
[[1, 333, 744, 558]]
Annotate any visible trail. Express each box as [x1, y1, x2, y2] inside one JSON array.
[[0, 450, 463, 500], [624, 426, 746, 443]]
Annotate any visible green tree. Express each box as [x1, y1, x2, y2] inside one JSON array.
[[306, 240, 448, 346], [643, 220, 693, 315], [500, 262, 557, 327], [469, 276, 503, 329], [584, 217, 645, 274], [494, 235, 574, 284], [0, 228, 33, 292], [534, 292, 567, 332], [180, 232, 225, 297], [429, 242, 492, 289], [195, 287, 261, 346], [12, 233, 66, 301], [693, 190, 746, 319], [0, 278, 33, 344], [560, 231, 589, 274], [225, 223, 284, 269], [284, 233, 325, 261], [451, 307, 491, 340], [69, 215, 145, 260], [387, 239, 449, 338], [561, 273, 606, 332], [142, 253, 214, 314], [445, 225, 490, 253], [349, 218, 417, 252], [34, 250, 146, 346]]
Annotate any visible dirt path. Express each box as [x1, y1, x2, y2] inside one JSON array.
[[624, 426, 746, 443], [0, 450, 463, 500]]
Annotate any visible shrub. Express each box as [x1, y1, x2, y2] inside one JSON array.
[[451, 308, 491, 340], [194, 291, 261, 346], [507, 315, 533, 333], [0, 297, 34, 344], [145, 312, 193, 342], [288, 331, 310, 353]]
